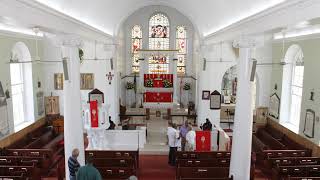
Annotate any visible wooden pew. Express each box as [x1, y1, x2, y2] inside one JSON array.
[[272, 165, 320, 180], [0, 156, 44, 167], [267, 157, 320, 169], [288, 177, 320, 180], [176, 151, 231, 159], [0, 165, 41, 179], [177, 158, 230, 167], [91, 157, 136, 168], [97, 167, 135, 179], [86, 150, 139, 168], [178, 167, 230, 180], [86, 150, 139, 179], [257, 129, 286, 149]]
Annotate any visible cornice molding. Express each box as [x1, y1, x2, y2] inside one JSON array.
[[204, 0, 317, 42], [16, 0, 113, 39]]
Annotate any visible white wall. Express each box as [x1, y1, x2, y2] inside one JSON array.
[[41, 36, 119, 123], [0, 33, 44, 139], [197, 39, 273, 127], [120, 5, 197, 107]]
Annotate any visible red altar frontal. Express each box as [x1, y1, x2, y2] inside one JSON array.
[[144, 74, 173, 103]]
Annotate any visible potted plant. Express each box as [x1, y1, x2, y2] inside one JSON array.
[[183, 83, 191, 90], [163, 79, 173, 88], [145, 79, 154, 87], [126, 82, 135, 90]]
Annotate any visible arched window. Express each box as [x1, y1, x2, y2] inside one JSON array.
[[280, 45, 304, 133], [176, 26, 187, 75], [10, 42, 35, 128], [148, 13, 170, 74], [131, 25, 142, 73]]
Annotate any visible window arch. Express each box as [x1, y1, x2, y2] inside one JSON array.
[[176, 26, 187, 75], [10, 42, 35, 128], [131, 25, 142, 73], [280, 44, 304, 133], [148, 13, 170, 74]]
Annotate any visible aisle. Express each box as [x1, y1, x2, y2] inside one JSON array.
[[138, 155, 175, 180]]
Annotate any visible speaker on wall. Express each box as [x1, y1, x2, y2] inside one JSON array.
[[203, 58, 207, 71], [110, 58, 114, 70], [250, 59, 257, 82], [62, 57, 69, 81]]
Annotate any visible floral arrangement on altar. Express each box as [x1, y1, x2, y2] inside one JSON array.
[[183, 83, 191, 90], [163, 79, 173, 88], [145, 79, 154, 87], [126, 82, 135, 90]]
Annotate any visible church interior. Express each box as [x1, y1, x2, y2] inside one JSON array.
[[1, 0, 320, 179]]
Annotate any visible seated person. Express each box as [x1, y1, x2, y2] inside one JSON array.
[[107, 116, 115, 130], [201, 118, 213, 131]]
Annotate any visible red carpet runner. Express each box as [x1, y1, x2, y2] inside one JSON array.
[[138, 155, 176, 180]]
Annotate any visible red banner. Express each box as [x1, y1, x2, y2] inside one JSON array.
[[144, 92, 173, 103], [195, 131, 211, 152], [90, 101, 99, 128]]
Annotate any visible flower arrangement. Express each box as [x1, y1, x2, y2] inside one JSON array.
[[126, 82, 135, 90], [145, 79, 154, 87], [183, 83, 191, 90], [163, 79, 173, 88]]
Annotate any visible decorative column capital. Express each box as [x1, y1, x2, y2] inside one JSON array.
[[232, 36, 256, 49]]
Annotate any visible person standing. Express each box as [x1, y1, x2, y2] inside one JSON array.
[[167, 123, 179, 166], [179, 120, 189, 151], [202, 118, 213, 131], [76, 156, 102, 180], [186, 125, 196, 151], [68, 148, 80, 180]]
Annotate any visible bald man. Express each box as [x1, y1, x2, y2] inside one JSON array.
[[68, 148, 80, 180]]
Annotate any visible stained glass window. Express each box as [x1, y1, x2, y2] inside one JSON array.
[[149, 13, 170, 74], [176, 26, 187, 74], [131, 25, 142, 73]]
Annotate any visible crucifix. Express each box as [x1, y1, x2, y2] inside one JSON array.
[[106, 72, 114, 85]]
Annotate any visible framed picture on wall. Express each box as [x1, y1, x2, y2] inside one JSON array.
[[202, 90, 210, 100], [303, 109, 315, 138], [210, 90, 221, 110], [269, 93, 280, 119], [80, 73, 94, 90], [54, 73, 64, 90]]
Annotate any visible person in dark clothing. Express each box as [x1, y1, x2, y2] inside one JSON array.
[[202, 118, 213, 131], [68, 148, 80, 180], [107, 116, 115, 130], [76, 156, 102, 180]]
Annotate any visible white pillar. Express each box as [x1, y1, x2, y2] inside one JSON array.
[[172, 60, 178, 104], [229, 37, 255, 180], [62, 36, 85, 180]]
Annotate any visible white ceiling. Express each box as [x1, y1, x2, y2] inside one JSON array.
[[31, 0, 287, 37]]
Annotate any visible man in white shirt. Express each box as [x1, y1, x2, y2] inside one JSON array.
[[167, 123, 179, 166], [186, 125, 196, 151]]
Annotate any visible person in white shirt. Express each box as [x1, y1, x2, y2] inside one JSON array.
[[167, 123, 179, 166], [185, 125, 196, 151]]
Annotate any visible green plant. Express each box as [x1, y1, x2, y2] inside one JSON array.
[[79, 48, 84, 64], [145, 79, 154, 87], [126, 82, 135, 90], [183, 83, 191, 90], [163, 79, 173, 88]]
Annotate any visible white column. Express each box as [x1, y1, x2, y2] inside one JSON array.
[[172, 60, 178, 104], [62, 36, 85, 180], [229, 37, 255, 180]]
